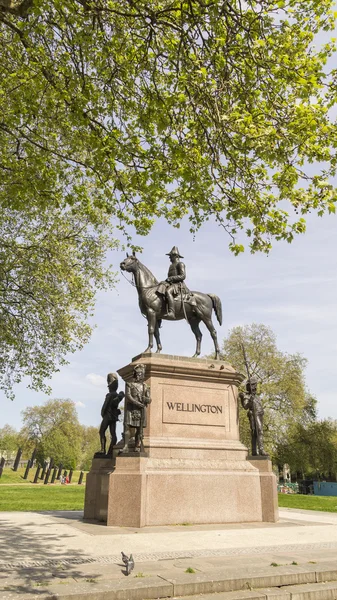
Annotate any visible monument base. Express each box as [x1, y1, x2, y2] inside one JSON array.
[[84, 453, 277, 527], [84, 354, 278, 526], [84, 447, 278, 527]]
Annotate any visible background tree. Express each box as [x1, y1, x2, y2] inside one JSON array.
[[275, 420, 337, 480], [80, 425, 99, 471], [2, 1, 337, 394], [220, 323, 315, 456], [20, 398, 83, 468], [0, 424, 19, 457]]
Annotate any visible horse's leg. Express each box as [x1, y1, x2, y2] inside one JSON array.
[[203, 317, 220, 360], [154, 321, 162, 353], [143, 311, 156, 354], [189, 318, 202, 357]]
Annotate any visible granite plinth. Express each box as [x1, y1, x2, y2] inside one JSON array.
[[84, 354, 278, 526], [248, 456, 279, 522], [84, 458, 116, 522]]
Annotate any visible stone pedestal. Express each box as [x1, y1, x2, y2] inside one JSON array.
[[84, 354, 278, 526]]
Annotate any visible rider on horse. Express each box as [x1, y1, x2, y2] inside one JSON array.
[[157, 246, 189, 318]]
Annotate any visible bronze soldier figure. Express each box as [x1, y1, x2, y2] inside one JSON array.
[[99, 373, 124, 455], [157, 246, 189, 319], [239, 377, 267, 456], [120, 364, 151, 454]]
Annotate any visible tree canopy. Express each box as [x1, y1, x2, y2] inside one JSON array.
[[3, 401, 102, 468], [20, 398, 84, 468], [0, 423, 19, 456], [1, 0, 337, 253], [276, 419, 337, 479], [2, 0, 337, 395], [80, 425, 99, 471], [0, 207, 116, 398]]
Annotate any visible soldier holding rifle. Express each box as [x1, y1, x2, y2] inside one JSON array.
[[239, 342, 267, 457], [120, 364, 151, 454], [239, 376, 267, 456]]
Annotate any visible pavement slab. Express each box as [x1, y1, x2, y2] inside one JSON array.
[[2, 509, 337, 598]]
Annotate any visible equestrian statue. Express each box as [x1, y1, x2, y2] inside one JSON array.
[[120, 247, 222, 359]]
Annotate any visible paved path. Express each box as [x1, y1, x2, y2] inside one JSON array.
[[2, 508, 337, 567], [2, 509, 337, 598]]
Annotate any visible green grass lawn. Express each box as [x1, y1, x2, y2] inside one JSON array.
[[278, 493, 337, 512], [0, 467, 87, 485], [0, 484, 85, 511], [1, 486, 337, 514]]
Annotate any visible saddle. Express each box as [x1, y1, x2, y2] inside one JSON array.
[[156, 283, 197, 307], [179, 291, 197, 306]]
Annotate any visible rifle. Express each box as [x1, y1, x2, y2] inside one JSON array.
[[240, 340, 257, 435]]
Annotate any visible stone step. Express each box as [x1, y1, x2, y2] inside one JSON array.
[[161, 563, 337, 597], [177, 582, 337, 600], [2, 563, 337, 600]]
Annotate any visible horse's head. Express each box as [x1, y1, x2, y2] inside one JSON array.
[[120, 252, 138, 273]]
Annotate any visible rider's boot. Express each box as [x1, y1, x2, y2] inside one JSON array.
[[163, 291, 175, 318]]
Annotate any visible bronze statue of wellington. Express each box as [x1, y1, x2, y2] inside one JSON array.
[[156, 246, 191, 319], [120, 247, 222, 358]]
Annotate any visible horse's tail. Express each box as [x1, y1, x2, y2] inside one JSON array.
[[208, 294, 222, 326]]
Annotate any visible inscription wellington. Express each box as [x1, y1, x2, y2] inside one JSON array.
[[162, 385, 229, 428], [167, 402, 223, 414]]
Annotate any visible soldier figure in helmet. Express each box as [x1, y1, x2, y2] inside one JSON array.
[[157, 246, 189, 319], [239, 376, 267, 457], [99, 373, 125, 455]]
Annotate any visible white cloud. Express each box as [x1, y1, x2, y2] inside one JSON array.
[[85, 373, 106, 387], [75, 401, 85, 408]]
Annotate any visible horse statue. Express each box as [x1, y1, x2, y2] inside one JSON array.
[[120, 254, 222, 359]]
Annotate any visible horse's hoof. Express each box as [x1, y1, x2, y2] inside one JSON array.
[[192, 353, 200, 358], [143, 348, 152, 354], [156, 349, 162, 354]]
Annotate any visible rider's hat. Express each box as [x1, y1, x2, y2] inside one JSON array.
[[166, 246, 184, 258]]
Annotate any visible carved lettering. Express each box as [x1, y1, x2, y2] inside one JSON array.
[[163, 387, 228, 428], [166, 402, 223, 414]]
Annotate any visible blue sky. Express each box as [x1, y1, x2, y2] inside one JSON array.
[[1, 209, 336, 431], [1, 4, 337, 432]]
